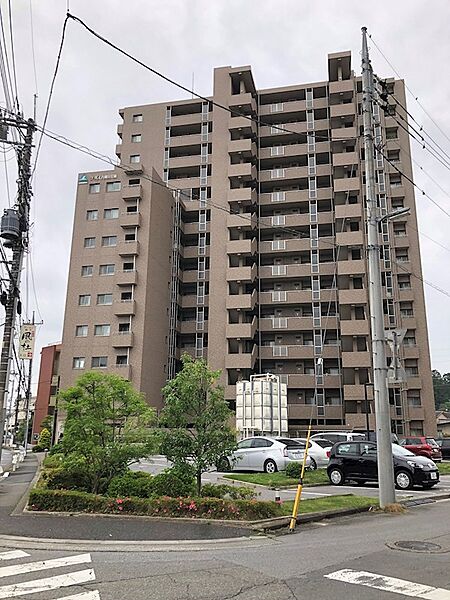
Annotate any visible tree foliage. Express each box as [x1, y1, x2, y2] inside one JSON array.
[[159, 355, 237, 494], [59, 371, 157, 494], [432, 370, 450, 410], [38, 428, 51, 450]]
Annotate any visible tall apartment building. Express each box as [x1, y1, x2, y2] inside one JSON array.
[[59, 50, 436, 435]]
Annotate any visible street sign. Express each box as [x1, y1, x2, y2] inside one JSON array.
[[18, 324, 36, 360]]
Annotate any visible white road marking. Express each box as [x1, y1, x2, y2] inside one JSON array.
[[0, 552, 91, 579], [0, 551, 29, 561], [0, 568, 95, 598], [54, 592, 100, 600], [325, 568, 450, 599]]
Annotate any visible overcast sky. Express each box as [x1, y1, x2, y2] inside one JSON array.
[[2, 0, 450, 391]]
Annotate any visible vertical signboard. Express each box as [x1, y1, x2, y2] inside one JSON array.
[[18, 324, 36, 360]]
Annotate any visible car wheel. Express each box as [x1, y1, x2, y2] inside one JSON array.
[[309, 458, 317, 471], [217, 457, 231, 472], [264, 459, 277, 474], [395, 470, 413, 490], [329, 468, 344, 486]]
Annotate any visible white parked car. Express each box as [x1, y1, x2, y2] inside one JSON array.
[[293, 438, 332, 469], [219, 437, 311, 474], [310, 431, 367, 445]]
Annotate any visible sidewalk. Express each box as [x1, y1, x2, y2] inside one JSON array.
[[0, 455, 251, 541]]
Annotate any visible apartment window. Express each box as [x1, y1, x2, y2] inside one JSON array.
[[390, 174, 402, 187], [197, 281, 205, 304], [86, 210, 98, 221], [404, 331, 416, 346], [127, 205, 138, 213], [201, 122, 208, 142], [307, 132, 315, 153], [123, 262, 134, 272], [91, 356, 108, 368], [407, 392, 421, 407], [132, 114, 143, 122], [271, 168, 285, 179], [118, 322, 130, 333], [201, 144, 208, 164], [75, 325, 88, 337], [78, 294, 91, 306], [84, 237, 95, 248], [270, 103, 284, 113], [198, 257, 206, 280], [89, 183, 100, 194], [306, 110, 314, 130], [116, 355, 128, 366], [101, 235, 117, 247], [72, 357, 85, 369], [94, 324, 111, 337], [396, 249, 409, 263], [125, 232, 136, 242], [97, 293, 113, 305], [308, 177, 317, 199], [129, 178, 140, 186], [106, 181, 121, 192], [199, 187, 207, 208], [121, 291, 133, 302], [131, 134, 142, 143], [81, 265, 93, 277], [308, 154, 316, 176], [99, 264, 115, 276], [400, 301, 413, 317], [271, 145, 284, 156], [200, 165, 207, 185], [386, 127, 398, 140], [130, 155, 140, 164], [104, 208, 119, 219], [306, 88, 313, 108]]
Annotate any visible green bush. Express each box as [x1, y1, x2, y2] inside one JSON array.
[[48, 442, 65, 456], [42, 466, 91, 492], [42, 455, 64, 469], [28, 488, 280, 520], [285, 462, 302, 479], [200, 483, 257, 500], [107, 471, 154, 499], [151, 469, 195, 498]]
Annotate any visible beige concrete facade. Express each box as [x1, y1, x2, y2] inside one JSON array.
[[59, 50, 436, 435]]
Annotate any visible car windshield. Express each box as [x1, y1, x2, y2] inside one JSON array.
[[314, 439, 332, 448], [392, 444, 415, 457], [426, 438, 439, 447]]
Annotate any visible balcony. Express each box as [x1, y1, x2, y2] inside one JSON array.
[[225, 345, 257, 369], [332, 151, 359, 167], [120, 212, 141, 228], [229, 92, 257, 113], [259, 290, 312, 305], [334, 177, 360, 193], [330, 103, 356, 118], [260, 345, 312, 359], [227, 212, 256, 230], [228, 138, 256, 157], [329, 80, 354, 94], [122, 184, 142, 201], [341, 351, 371, 368], [180, 294, 209, 308], [259, 187, 331, 205], [259, 164, 331, 183], [228, 188, 257, 205], [179, 320, 208, 334], [259, 236, 334, 254], [111, 333, 134, 348], [331, 126, 357, 141], [259, 140, 330, 160], [118, 241, 140, 256], [340, 319, 370, 336], [116, 270, 138, 286], [169, 154, 202, 169], [228, 162, 257, 181], [109, 364, 132, 380], [183, 221, 210, 235], [336, 231, 364, 246], [259, 316, 313, 332], [226, 263, 256, 282], [259, 262, 336, 279], [339, 289, 367, 304], [288, 405, 343, 420], [337, 259, 366, 275], [227, 238, 257, 256], [181, 270, 203, 283], [335, 203, 362, 219], [226, 317, 257, 339], [343, 384, 366, 401], [169, 112, 202, 126], [228, 116, 256, 136], [408, 406, 425, 420], [169, 133, 203, 147], [226, 290, 257, 310], [113, 300, 136, 316], [403, 345, 420, 359]]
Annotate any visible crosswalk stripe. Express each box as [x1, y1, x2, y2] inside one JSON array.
[[0, 551, 30, 561], [0, 553, 91, 579], [0, 568, 95, 598], [325, 568, 450, 599], [54, 592, 100, 600]]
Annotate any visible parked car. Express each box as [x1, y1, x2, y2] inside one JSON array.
[[293, 438, 332, 469], [311, 431, 367, 444], [218, 437, 311, 473], [398, 436, 442, 462], [437, 438, 450, 460], [327, 441, 439, 490]]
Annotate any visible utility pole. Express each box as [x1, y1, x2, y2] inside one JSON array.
[[0, 116, 35, 464], [361, 27, 396, 507]]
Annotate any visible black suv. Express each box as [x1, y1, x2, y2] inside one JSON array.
[[437, 438, 450, 459], [327, 441, 440, 490]]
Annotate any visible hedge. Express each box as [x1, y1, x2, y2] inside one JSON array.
[[28, 488, 281, 521]]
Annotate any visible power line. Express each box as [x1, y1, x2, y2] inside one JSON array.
[[28, 252, 43, 322], [394, 260, 450, 300], [407, 222, 450, 255], [28, 0, 38, 95], [0, 5, 14, 111], [32, 14, 69, 176], [6, 0, 18, 111], [368, 31, 450, 146]]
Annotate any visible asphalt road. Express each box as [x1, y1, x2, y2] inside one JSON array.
[[134, 456, 450, 502], [1, 498, 449, 599]]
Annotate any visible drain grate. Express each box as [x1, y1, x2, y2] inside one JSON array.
[[392, 540, 442, 553]]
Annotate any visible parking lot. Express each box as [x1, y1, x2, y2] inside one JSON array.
[[133, 456, 450, 502]]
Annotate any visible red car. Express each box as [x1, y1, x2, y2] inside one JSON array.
[[399, 437, 442, 462]]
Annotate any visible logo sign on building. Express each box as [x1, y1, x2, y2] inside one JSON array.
[[18, 324, 36, 360], [78, 174, 88, 184]]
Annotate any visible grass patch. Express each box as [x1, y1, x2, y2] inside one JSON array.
[[277, 494, 377, 516], [438, 462, 450, 475], [223, 469, 329, 488]]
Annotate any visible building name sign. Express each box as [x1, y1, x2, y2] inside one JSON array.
[[78, 173, 118, 184]]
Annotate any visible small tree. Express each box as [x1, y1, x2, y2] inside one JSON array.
[[40, 415, 53, 434], [160, 354, 237, 494], [37, 428, 51, 450], [59, 371, 157, 494]]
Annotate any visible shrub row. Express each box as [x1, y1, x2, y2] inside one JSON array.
[[28, 488, 280, 521]]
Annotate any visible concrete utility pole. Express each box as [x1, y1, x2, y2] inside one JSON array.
[[361, 27, 396, 507], [0, 116, 35, 464]]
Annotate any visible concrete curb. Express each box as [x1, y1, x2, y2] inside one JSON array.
[[11, 454, 42, 516]]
